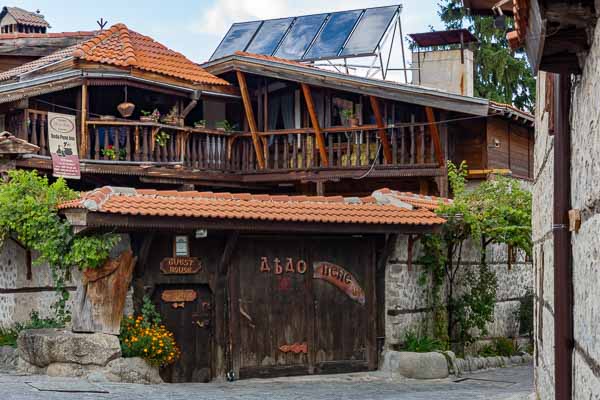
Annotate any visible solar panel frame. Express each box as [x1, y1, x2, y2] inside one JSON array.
[[209, 20, 263, 61], [210, 5, 401, 62], [302, 9, 364, 61], [339, 5, 400, 58]]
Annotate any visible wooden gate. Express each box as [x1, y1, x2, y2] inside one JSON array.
[[153, 284, 213, 382], [230, 236, 376, 378]]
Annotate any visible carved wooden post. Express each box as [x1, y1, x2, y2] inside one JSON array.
[[71, 235, 137, 335]]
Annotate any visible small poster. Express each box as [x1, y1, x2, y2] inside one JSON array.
[[48, 112, 80, 179]]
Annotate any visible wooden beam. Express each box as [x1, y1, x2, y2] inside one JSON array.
[[180, 99, 197, 119], [424, 106, 445, 167], [79, 83, 89, 157], [369, 96, 393, 164], [236, 70, 265, 169], [301, 83, 329, 167]]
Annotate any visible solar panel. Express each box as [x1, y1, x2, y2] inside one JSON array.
[[273, 14, 328, 60], [303, 10, 363, 60], [340, 6, 399, 57], [210, 5, 401, 62], [245, 18, 294, 55], [210, 21, 262, 61]]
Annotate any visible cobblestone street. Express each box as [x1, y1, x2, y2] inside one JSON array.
[[0, 365, 533, 400]]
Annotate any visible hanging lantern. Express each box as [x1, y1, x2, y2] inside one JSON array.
[[117, 86, 135, 117]]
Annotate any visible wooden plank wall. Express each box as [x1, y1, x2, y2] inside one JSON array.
[[486, 117, 534, 178]]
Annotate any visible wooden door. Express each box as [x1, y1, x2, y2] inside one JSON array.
[[234, 238, 311, 378], [308, 237, 375, 373], [153, 284, 213, 383]]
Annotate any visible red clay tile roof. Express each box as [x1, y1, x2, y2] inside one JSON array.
[[58, 187, 446, 227], [373, 188, 452, 211], [0, 31, 96, 40], [1, 7, 49, 27], [0, 43, 78, 82], [73, 24, 229, 86]]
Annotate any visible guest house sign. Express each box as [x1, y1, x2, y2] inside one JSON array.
[[160, 257, 202, 275], [48, 112, 80, 179], [313, 261, 366, 305]]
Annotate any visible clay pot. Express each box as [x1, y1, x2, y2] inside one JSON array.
[[349, 117, 359, 128], [117, 102, 135, 118], [139, 116, 155, 122]]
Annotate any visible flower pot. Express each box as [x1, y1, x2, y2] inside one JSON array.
[[349, 117, 359, 128], [139, 116, 155, 122], [161, 118, 177, 126], [100, 115, 116, 121], [117, 102, 135, 118]]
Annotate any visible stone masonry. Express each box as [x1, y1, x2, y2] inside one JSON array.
[[385, 234, 533, 350], [532, 19, 600, 399], [0, 239, 78, 327]]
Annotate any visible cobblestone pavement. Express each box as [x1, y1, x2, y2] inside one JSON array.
[[0, 365, 533, 400]]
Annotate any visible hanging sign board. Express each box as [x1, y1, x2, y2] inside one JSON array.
[[313, 261, 366, 305], [48, 112, 80, 179], [160, 257, 202, 275]]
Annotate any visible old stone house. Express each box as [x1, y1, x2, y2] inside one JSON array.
[[464, 0, 600, 398]]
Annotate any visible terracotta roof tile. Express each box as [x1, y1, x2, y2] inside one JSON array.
[[0, 30, 96, 40], [73, 24, 229, 86], [0, 44, 78, 82], [2, 7, 49, 27], [59, 187, 446, 227]]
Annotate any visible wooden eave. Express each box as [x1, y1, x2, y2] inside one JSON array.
[[205, 57, 489, 116], [62, 208, 442, 236]]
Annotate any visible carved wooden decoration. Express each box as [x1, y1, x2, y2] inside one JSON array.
[[160, 257, 202, 275], [313, 261, 366, 305], [279, 343, 308, 354], [161, 289, 197, 303]]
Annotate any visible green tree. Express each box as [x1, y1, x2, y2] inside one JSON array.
[[0, 170, 117, 321], [419, 161, 532, 349], [438, 0, 536, 111]]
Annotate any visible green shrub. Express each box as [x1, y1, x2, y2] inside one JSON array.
[[493, 337, 517, 357], [0, 311, 64, 348], [402, 331, 446, 353], [517, 289, 534, 337], [478, 343, 498, 357]]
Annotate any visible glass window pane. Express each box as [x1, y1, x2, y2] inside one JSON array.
[[341, 6, 399, 57], [303, 10, 363, 60], [273, 14, 327, 60], [210, 21, 262, 61], [246, 18, 294, 55]]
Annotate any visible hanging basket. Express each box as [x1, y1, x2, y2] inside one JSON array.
[[117, 102, 135, 118]]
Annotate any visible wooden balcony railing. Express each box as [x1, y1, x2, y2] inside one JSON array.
[[18, 109, 442, 177]]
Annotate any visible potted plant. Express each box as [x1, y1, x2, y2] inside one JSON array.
[[216, 120, 234, 133], [341, 109, 359, 127], [194, 119, 207, 129], [161, 105, 179, 125], [140, 109, 160, 123], [101, 145, 117, 160], [155, 131, 170, 147]]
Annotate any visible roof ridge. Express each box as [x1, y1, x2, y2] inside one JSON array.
[[73, 23, 137, 66]]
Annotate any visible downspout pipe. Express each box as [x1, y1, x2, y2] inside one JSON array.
[[553, 71, 573, 400]]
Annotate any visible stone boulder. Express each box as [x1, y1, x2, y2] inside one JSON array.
[[101, 357, 163, 384], [17, 329, 121, 368], [381, 350, 449, 379], [0, 346, 18, 369]]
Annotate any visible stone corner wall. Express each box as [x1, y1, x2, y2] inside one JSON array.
[[384, 234, 533, 351], [0, 239, 78, 327]]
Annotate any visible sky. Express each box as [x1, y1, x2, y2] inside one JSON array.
[[7, 0, 446, 79]]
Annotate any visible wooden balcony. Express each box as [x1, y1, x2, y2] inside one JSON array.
[[16, 109, 444, 185]]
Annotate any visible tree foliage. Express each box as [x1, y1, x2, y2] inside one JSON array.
[[419, 161, 532, 348], [438, 0, 536, 111], [0, 170, 117, 320]]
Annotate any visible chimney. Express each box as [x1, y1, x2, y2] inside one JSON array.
[[411, 48, 474, 96], [408, 29, 477, 97]]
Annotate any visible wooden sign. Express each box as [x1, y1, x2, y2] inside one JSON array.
[[313, 262, 366, 305], [279, 343, 308, 354], [160, 257, 202, 275], [161, 289, 197, 303]]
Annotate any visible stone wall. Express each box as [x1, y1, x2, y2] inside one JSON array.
[[533, 19, 600, 399], [0, 239, 78, 327], [385, 233, 533, 350]]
